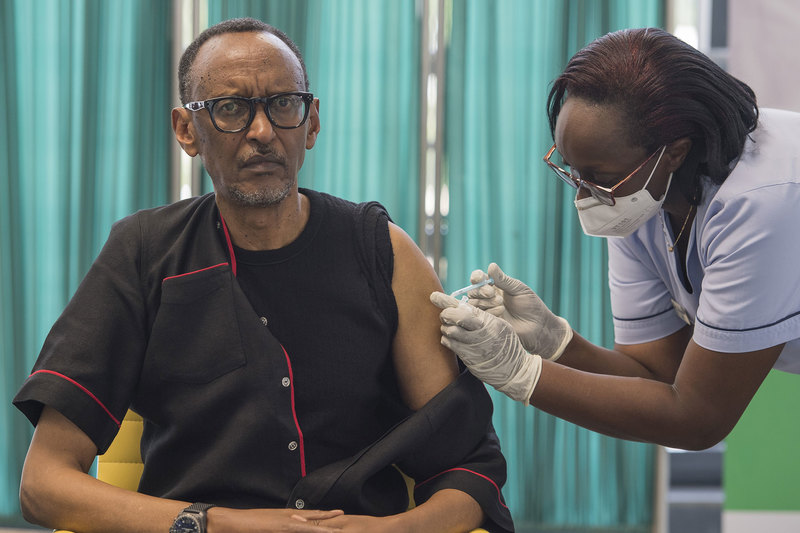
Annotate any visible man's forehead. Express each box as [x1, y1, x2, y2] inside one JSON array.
[[190, 31, 304, 95], [196, 31, 297, 69]]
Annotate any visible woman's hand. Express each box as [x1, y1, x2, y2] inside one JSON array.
[[466, 263, 572, 361], [430, 292, 542, 404]]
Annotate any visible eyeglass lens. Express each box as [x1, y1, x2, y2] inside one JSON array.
[[547, 151, 616, 205], [569, 168, 615, 205], [211, 95, 308, 131]]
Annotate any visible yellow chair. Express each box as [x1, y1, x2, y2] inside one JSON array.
[[54, 410, 143, 533], [94, 410, 145, 491], [56, 410, 488, 533]]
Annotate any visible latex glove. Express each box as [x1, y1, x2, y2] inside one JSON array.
[[430, 292, 542, 404], [466, 263, 573, 361]]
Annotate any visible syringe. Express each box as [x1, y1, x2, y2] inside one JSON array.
[[450, 277, 495, 302]]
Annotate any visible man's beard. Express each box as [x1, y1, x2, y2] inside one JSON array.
[[228, 180, 293, 208]]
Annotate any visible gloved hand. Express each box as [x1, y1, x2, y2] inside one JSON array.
[[465, 263, 573, 361], [430, 292, 542, 404]]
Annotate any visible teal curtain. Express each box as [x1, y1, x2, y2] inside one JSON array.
[[204, 0, 421, 237], [444, 0, 663, 529], [0, 0, 172, 524]]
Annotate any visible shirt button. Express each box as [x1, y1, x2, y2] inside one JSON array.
[[281, 377, 291, 387], [288, 441, 298, 451], [295, 499, 305, 509], [260, 316, 268, 326]]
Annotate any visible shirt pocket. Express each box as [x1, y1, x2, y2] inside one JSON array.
[[149, 265, 247, 383]]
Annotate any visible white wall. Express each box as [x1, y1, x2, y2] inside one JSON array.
[[728, 0, 800, 112]]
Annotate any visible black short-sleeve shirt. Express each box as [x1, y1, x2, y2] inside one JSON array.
[[14, 190, 513, 531]]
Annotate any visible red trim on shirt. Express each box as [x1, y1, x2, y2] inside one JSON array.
[[31, 370, 121, 427], [162, 262, 230, 282], [219, 215, 237, 277], [282, 345, 307, 477], [416, 467, 508, 509]]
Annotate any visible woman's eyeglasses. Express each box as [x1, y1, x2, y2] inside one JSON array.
[[543, 144, 664, 206]]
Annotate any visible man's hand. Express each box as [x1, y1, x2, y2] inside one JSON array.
[[430, 292, 542, 404], [306, 513, 405, 533], [208, 508, 344, 532], [465, 263, 572, 361]]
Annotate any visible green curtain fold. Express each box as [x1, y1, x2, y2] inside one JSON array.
[[443, 0, 662, 528], [0, 0, 172, 522]]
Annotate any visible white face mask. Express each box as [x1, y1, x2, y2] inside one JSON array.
[[574, 147, 670, 238]]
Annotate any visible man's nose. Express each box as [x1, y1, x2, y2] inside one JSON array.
[[246, 106, 276, 143]]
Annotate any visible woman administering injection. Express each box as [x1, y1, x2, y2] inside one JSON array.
[[431, 28, 800, 450]]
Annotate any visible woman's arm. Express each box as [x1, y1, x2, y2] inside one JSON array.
[[557, 325, 692, 382], [533, 339, 783, 449], [532, 292, 781, 448], [434, 288, 784, 450]]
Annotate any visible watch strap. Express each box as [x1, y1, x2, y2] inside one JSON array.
[[184, 502, 215, 514]]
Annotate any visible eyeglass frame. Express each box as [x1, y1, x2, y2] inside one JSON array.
[[543, 143, 665, 206], [183, 91, 315, 133]]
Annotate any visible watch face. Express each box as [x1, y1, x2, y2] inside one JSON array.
[[170, 515, 201, 533]]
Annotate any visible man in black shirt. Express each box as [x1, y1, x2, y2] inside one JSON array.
[[15, 18, 512, 533]]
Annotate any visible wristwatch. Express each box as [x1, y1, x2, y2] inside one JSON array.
[[169, 502, 216, 533]]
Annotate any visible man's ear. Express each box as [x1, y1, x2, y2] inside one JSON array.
[[171, 107, 199, 157], [665, 137, 692, 173], [305, 99, 321, 150]]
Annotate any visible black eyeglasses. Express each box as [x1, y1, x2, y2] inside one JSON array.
[[184, 92, 314, 133]]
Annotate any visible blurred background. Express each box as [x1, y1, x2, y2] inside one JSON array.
[[1, 0, 798, 531]]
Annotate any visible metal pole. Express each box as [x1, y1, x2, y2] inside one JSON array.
[[170, 0, 207, 202], [417, 0, 447, 280]]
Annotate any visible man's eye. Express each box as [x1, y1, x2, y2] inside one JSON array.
[[216, 100, 245, 116], [271, 96, 300, 111]]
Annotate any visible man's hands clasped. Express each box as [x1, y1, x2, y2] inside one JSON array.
[[211, 508, 406, 532]]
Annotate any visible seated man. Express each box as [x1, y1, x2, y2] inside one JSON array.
[[13, 17, 513, 533]]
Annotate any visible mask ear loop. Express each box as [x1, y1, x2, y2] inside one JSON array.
[[641, 145, 667, 190], [658, 172, 674, 203]]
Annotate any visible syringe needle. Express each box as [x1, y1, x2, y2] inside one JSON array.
[[450, 277, 495, 300]]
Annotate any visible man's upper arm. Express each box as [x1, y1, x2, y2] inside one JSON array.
[[387, 223, 511, 529], [388, 223, 459, 410], [25, 406, 99, 476]]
